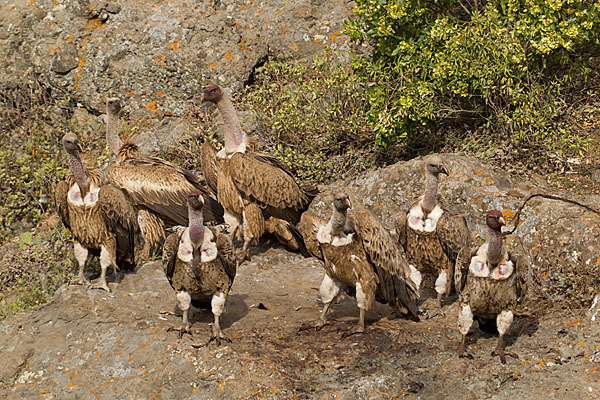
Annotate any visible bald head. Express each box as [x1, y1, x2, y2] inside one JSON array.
[[424, 155, 449, 177], [333, 192, 352, 212], [486, 210, 505, 231], [62, 132, 83, 155], [200, 84, 224, 104], [106, 97, 121, 115], [188, 190, 205, 211]]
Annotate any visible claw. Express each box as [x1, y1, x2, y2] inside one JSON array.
[[341, 326, 365, 339], [459, 352, 474, 359], [491, 349, 519, 364], [89, 281, 111, 293], [191, 333, 232, 349], [167, 324, 191, 338]]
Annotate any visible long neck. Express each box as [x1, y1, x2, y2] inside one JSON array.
[[486, 227, 504, 265], [421, 172, 438, 216], [67, 152, 90, 197], [330, 207, 347, 236], [106, 110, 122, 156], [188, 206, 204, 248], [216, 95, 246, 154]]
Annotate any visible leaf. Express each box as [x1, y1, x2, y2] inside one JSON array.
[[20, 232, 33, 246]]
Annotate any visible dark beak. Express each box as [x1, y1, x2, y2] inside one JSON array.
[[441, 165, 449, 176]]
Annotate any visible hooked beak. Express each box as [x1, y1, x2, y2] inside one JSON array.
[[441, 165, 449, 176], [346, 198, 352, 209], [76, 141, 84, 154], [499, 216, 505, 226], [199, 93, 206, 102]]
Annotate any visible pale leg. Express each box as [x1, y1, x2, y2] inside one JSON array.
[[458, 304, 474, 358], [316, 274, 342, 330], [491, 310, 518, 363], [168, 291, 192, 338], [73, 242, 89, 285], [90, 246, 112, 292]]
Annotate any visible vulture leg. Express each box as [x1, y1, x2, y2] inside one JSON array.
[[73, 242, 90, 285], [342, 282, 368, 338], [491, 310, 518, 363], [195, 292, 231, 347], [168, 291, 192, 338], [427, 271, 448, 318], [458, 304, 474, 359], [90, 246, 113, 292], [316, 274, 342, 330], [237, 212, 253, 263]]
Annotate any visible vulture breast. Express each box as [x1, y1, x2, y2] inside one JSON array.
[[468, 244, 514, 280], [407, 201, 444, 232], [67, 183, 101, 207]]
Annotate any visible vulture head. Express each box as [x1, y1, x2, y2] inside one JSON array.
[[62, 132, 83, 156], [200, 84, 223, 104], [424, 155, 449, 177], [106, 97, 121, 115], [486, 210, 505, 231], [188, 190, 205, 211], [333, 192, 352, 212]]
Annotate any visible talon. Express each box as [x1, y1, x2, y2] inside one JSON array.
[[89, 282, 111, 293], [341, 327, 365, 339], [459, 352, 474, 359]]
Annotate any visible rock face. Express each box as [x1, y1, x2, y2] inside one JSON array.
[[1, 0, 356, 118], [1, 155, 599, 399]]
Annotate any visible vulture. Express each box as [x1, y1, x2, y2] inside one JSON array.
[[55, 132, 138, 292], [395, 155, 471, 315], [300, 192, 421, 335], [455, 210, 528, 363], [104, 97, 225, 259], [162, 190, 236, 345], [199, 84, 316, 262]]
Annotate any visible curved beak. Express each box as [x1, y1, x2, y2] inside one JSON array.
[[346, 197, 352, 209], [76, 141, 84, 154], [499, 216, 506, 226], [199, 93, 206, 102], [441, 165, 449, 176]]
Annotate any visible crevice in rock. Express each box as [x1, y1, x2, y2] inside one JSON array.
[[244, 54, 269, 87]]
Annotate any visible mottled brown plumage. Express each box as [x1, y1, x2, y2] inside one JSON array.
[[104, 98, 224, 259], [395, 155, 471, 314], [200, 84, 315, 262], [300, 193, 420, 335], [162, 191, 236, 344], [55, 133, 138, 292], [455, 210, 528, 363]]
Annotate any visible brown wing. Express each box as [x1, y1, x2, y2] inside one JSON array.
[[107, 158, 224, 226], [394, 210, 408, 251], [215, 230, 236, 282], [162, 230, 181, 289], [229, 152, 310, 222], [97, 184, 139, 266], [54, 180, 71, 231], [298, 211, 327, 260], [200, 142, 219, 196], [509, 251, 529, 299], [352, 208, 420, 321], [436, 213, 472, 294], [454, 245, 479, 296]]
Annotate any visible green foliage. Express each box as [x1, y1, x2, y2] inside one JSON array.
[[345, 0, 600, 164], [0, 220, 76, 320], [242, 50, 393, 183], [0, 79, 67, 240]]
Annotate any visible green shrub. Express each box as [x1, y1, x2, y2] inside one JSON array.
[[345, 0, 600, 164]]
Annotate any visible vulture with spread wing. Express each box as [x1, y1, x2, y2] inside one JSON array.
[[454, 210, 528, 363], [395, 155, 471, 315], [300, 192, 421, 335], [104, 98, 224, 259], [55, 133, 138, 292], [199, 84, 316, 262], [162, 190, 236, 345]]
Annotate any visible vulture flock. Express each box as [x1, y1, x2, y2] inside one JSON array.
[[54, 84, 529, 362]]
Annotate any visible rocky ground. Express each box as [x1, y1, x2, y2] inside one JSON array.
[[1, 154, 599, 399], [0, 247, 599, 399]]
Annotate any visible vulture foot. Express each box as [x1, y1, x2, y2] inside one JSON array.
[[89, 281, 111, 293], [458, 336, 473, 359], [491, 348, 519, 364], [341, 326, 365, 339], [235, 249, 250, 264], [192, 331, 232, 348], [425, 307, 445, 320], [73, 275, 89, 286], [315, 319, 329, 331], [459, 352, 474, 360], [167, 323, 192, 339]]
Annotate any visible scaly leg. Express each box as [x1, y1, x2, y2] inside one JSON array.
[[458, 304, 474, 359], [90, 246, 112, 292], [168, 291, 192, 338], [427, 271, 448, 319], [73, 242, 89, 285], [194, 292, 231, 347], [491, 310, 519, 363], [237, 212, 253, 263]]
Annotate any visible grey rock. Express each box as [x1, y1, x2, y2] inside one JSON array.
[[50, 44, 79, 74]]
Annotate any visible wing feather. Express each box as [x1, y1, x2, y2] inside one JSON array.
[[200, 142, 219, 196], [107, 158, 224, 226], [509, 251, 529, 299], [54, 180, 71, 230], [436, 213, 472, 294], [394, 210, 408, 251], [215, 230, 236, 282], [229, 152, 310, 218], [298, 211, 326, 260], [98, 184, 138, 266], [162, 230, 181, 289], [352, 208, 420, 321]]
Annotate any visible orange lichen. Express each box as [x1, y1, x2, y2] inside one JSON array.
[[566, 318, 582, 327], [210, 63, 217, 70], [156, 91, 164, 97], [154, 54, 167, 66], [168, 40, 180, 51], [146, 100, 159, 113], [224, 52, 232, 60], [476, 170, 482, 177], [125, 90, 135, 96]]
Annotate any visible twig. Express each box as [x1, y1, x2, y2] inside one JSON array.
[[506, 193, 600, 236]]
